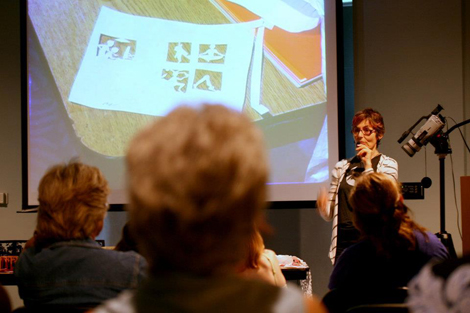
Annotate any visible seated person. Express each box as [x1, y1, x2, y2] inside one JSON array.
[[407, 254, 470, 312], [238, 228, 287, 288], [15, 161, 147, 309], [114, 222, 139, 253], [329, 173, 448, 290], [93, 104, 326, 313]]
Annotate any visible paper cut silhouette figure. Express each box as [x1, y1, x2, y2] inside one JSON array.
[[193, 74, 216, 91], [199, 44, 224, 62], [97, 40, 117, 58], [162, 69, 188, 92], [174, 43, 190, 63]]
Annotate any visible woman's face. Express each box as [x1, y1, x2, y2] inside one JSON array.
[[353, 119, 383, 152]]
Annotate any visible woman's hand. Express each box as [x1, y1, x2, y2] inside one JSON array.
[[317, 188, 329, 218], [356, 143, 373, 170]]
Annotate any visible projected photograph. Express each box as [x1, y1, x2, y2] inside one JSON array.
[[26, 0, 335, 206]]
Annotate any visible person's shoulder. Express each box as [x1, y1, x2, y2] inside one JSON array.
[[416, 231, 449, 260], [419, 231, 441, 245], [343, 240, 372, 255], [335, 159, 349, 169], [263, 249, 277, 259], [93, 290, 136, 313], [334, 241, 375, 267], [96, 247, 147, 267], [378, 154, 399, 179], [379, 154, 398, 164], [110, 249, 146, 260]]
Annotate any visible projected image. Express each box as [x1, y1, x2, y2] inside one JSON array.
[[26, 0, 335, 206]]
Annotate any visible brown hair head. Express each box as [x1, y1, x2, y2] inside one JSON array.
[[36, 161, 109, 244], [350, 173, 426, 256], [352, 108, 385, 144]]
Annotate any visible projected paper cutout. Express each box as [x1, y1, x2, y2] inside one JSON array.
[[198, 44, 227, 63], [193, 69, 222, 91], [97, 35, 136, 60], [162, 69, 189, 93], [168, 42, 191, 63], [69, 7, 263, 116]]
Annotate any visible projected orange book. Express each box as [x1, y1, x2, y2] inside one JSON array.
[[212, 0, 322, 87]]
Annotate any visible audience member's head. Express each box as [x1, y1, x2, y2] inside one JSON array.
[[350, 172, 426, 256], [126, 104, 268, 276], [35, 160, 109, 245], [114, 222, 139, 253]]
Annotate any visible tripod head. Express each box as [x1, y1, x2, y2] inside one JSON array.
[[430, 131, 451, 157]]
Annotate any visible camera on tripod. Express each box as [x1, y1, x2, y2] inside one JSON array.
[[398, 104, 446, 157]]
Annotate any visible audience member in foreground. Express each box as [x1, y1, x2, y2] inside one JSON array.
[[407, 254, 470, 313], [329, 173, 448, 290], [94, 104, 326, 313], [238, 228, 287, 288], [15, 161, 147, 309]]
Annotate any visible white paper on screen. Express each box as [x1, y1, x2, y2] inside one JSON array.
[[69, 6, 264, 116]]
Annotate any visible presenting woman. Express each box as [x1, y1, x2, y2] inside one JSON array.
[[317, 108, 398, 264]]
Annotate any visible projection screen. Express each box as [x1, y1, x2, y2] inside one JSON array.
[[23, 0, 339, 208]]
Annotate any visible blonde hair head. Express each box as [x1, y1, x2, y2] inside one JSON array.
[[126, 104, 269, 275]]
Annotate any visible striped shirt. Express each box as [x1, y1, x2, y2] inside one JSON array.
[[319, 154, 398, 264]]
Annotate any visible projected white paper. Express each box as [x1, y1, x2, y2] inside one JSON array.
[[69, 7, 263, 116]]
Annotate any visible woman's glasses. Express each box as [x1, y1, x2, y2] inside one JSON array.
[[352, 127, 375, 136]]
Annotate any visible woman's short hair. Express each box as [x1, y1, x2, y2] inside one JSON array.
[[351, 108, 385, 141], [36, 161, 109, 243], [350, 173, 426, 255], [126, 104, 269, 275]]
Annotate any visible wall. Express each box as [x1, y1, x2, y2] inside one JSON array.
[[0, 0, 332, 308], [354, 0, 469, 255]]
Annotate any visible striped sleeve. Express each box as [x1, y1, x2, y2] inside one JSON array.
[[377, 154, 399, 181]]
